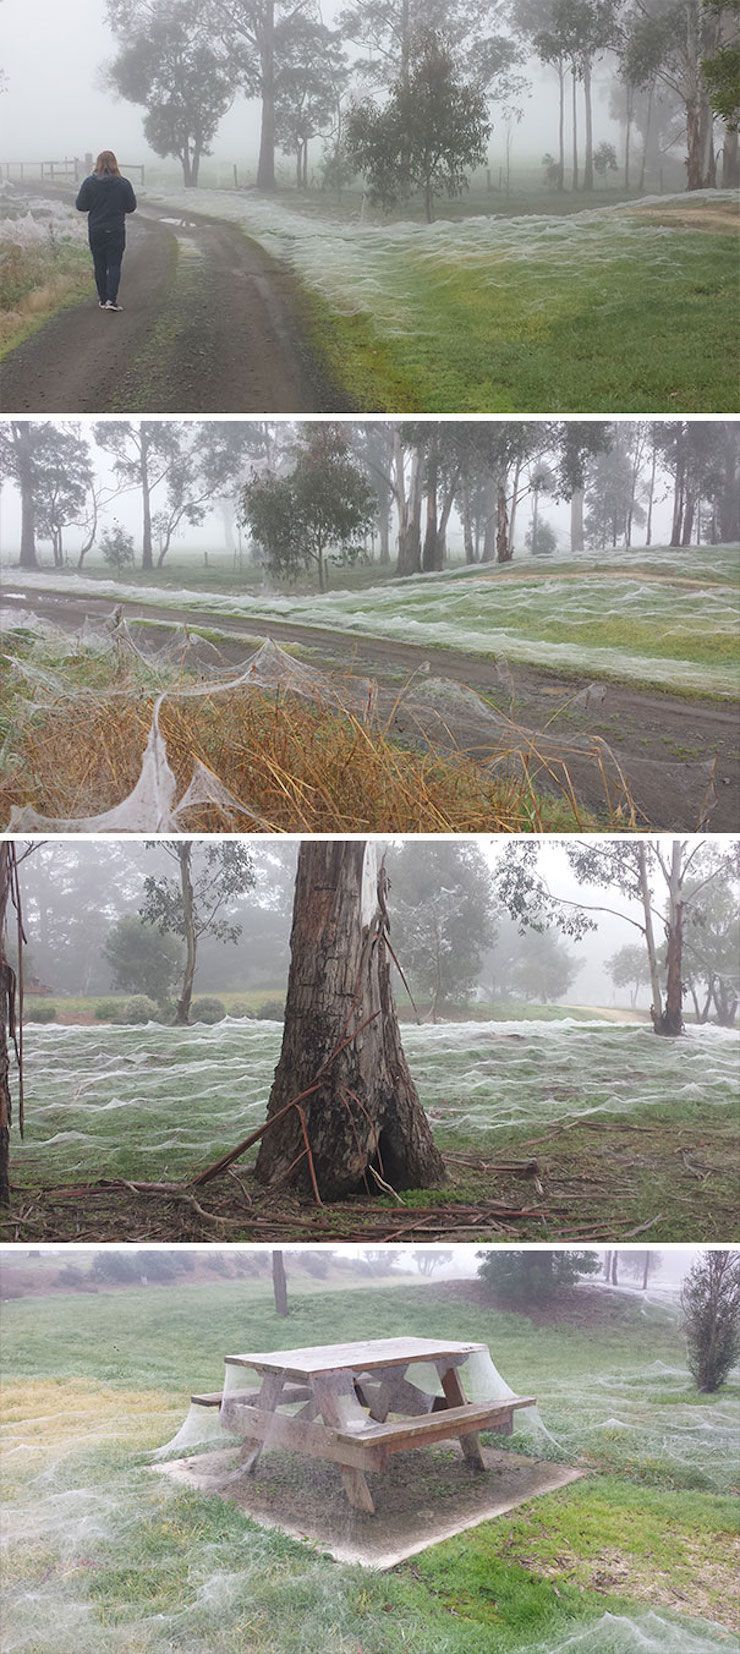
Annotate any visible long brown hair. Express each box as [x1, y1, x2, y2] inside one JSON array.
[[94, 151, 121, 176]]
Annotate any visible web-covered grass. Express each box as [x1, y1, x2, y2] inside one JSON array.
[[12, 544, 740, 699], [147, 186, 739, 411], [2, 1278, 737, 1651], [16, 1017, 739, 1188]]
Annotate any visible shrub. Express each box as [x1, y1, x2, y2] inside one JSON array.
[[682, 1250, 740, 1393], [114, 995, 161, 1025], [91, 1252, 142, 1283], [27, 1001, 56, 1023], [226, 1000, 254, 1020], [256, 997, 285, 1021], [477, 1250, 600, 1306], [94, 998, 121, 1021], [190, 995, 226, 1024]]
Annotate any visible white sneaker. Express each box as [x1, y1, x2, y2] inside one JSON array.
[[104, 300, 123, 311]]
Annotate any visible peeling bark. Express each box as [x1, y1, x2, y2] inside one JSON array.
[[255, 843, 446, 1200]]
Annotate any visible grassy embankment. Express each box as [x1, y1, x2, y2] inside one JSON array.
[[297, 201, 740, 413], [0, 237, 91, 356], [0, 625, 592, 833], [2, 1275, 737, 1652]]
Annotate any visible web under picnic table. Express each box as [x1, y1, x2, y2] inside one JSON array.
[[206, 1336, 535, 1514]]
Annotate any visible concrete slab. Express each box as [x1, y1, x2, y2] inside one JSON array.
[[153, 1441, 583, 1569]]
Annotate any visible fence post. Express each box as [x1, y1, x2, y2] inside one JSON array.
[[85, 151, 93, 174], [49, 161, 55, 181], [140, 163, 145, 185], [233, 163, 238, 188]]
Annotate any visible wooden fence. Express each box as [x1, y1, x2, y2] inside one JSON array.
[[0, 155, 146, 185]]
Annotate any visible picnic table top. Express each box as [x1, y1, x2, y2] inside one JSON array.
[[224, 1336, 487, 1379]]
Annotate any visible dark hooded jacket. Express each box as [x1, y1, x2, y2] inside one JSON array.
[[75, 173, 137, 241]]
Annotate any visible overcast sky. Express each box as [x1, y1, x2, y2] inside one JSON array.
[[1, 0, 620, 168]]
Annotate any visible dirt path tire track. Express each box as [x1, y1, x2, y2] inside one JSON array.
[[1, 204, 345, 413], [4, 585, 738, 830]]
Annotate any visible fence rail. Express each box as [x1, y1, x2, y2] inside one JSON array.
[[0, 156, 146, 185]]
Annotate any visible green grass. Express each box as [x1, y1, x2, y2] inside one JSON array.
[[302, 226, 739, 413], [2, 1277, 737, 1652]]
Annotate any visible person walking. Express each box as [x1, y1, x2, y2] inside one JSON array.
[[75, 151, 137, 311]]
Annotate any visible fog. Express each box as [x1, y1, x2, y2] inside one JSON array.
[[2, 0, 619, 172], [3, 1242, 704, 1288], [0, 421, 678, 562], [15, 836, 703, 1012]]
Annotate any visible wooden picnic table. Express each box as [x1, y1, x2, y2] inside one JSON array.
[[198, 1337, 535, 1514]]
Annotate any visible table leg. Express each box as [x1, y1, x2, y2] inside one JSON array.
[[312, 1374, 376, 1515], [439, 1364, 486, 1472], [238, 1372, 285, 1475]]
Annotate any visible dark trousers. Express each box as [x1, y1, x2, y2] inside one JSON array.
[[90, 227, 125, 304]]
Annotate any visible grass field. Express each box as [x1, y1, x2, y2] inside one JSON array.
[[147, 186, 740, 412], [12, 543, 740, 699], [2, 1271, 737, 1652], [11, 1018, 739, 1242]]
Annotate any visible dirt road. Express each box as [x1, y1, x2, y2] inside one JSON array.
[[5, 584, 737, 830], [0, 205, 343, 414]]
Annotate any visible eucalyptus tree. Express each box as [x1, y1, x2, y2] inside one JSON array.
[[206, 0, 317, 190], [496, 838, 740, 1036], [622, 0, 735, 188], [255, 842, 447, 1199], [346, 31, 492, 222], [274, 15, 348, 187], [106, 0, 237, 186], [340, 0, 524, 96], [388, 840, 497, 1019], [0, 421, 97, 570], [140, 841, 256, 1025]]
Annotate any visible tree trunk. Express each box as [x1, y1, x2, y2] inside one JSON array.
[[509, 457, 522, 550], [638, 82, 654, 193], [642, 1252, 650, 1291], [257, 1, 277, 191], [378, 509, 391, 565], [422, 444, 441, 572], [174, 846, 197, 1025], [272, 1250, 288, 1316], [722, 125, 739, 187], [557, 61, 565, 189], [571, 65, 579, 191], [661, 841, 685, 1036], [611, 1252, 619, 1285], [686, 100, 704, 189], [254, 843, 447, 1201], [645, 446, 657, 545], [496, 481, 511, 562], [637, 845, 666, 1034], [582, 57, 594, 191], [396, 445, 422, 576], [14, 424, 39, 569], [481, 477, 497, 562], [570, 487, 584, 553], [140, 425, 153, 571], [462, 479, 475, 562]]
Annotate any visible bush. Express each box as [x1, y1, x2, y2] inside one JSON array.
[[27, 1001, 56, 1023], [94, 998, 121, 1022], [190, 996, 226, 1024], [256, 997, 285, 1021], [477, 1249, 600, 1306], [681, 1250, 740, 1393], [225, 1000, 254, 1020], [91, 1252, 142, 1283], [114, 995, 162, 1025]]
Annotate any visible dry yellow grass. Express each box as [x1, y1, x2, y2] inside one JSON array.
[[0, 688, 588, 832]]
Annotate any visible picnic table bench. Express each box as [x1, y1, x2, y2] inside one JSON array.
[[195, 1336, 534, 1514]]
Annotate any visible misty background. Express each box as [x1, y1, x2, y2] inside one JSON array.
[[1, 0, 614, 176], [15, 836, 703, 1014], [0, 419, 683, 568]]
